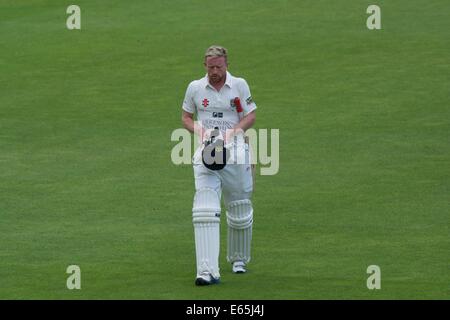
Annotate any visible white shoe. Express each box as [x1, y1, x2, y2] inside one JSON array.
[[232, 261, 246, 273], [195, 272, 220, 286]]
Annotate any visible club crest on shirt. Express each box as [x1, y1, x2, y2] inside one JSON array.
[[230, 97, 243, 113], [202, 98, 209, 108], [230, 98, 236, 109]]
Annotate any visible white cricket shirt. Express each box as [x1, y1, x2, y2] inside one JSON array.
[[182, 72, 257, 133]]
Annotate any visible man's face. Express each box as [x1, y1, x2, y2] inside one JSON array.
[[205, 56, 227, 85]]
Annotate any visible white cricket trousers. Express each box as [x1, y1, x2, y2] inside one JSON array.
[[192, 141, 253, 203]]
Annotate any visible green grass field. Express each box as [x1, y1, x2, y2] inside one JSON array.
[[0, 0, 448, 299]]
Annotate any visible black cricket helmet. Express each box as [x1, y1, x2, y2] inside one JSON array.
[[202, 128, 230, 170]]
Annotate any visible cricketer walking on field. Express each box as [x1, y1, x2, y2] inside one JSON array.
[[181, 46, 257, 285]]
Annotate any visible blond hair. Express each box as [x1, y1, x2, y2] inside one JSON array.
[[204, 45, 228, 62]]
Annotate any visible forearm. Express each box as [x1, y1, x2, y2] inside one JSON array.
[[182, 115, 195, 133], [233, 111, 256, 133], [182, 112, 203, 137], [226, 111, 256, 142]]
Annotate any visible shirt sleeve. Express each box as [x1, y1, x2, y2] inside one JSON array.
[[182, 81, 196, 114], [239, 79, 257, 116]]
